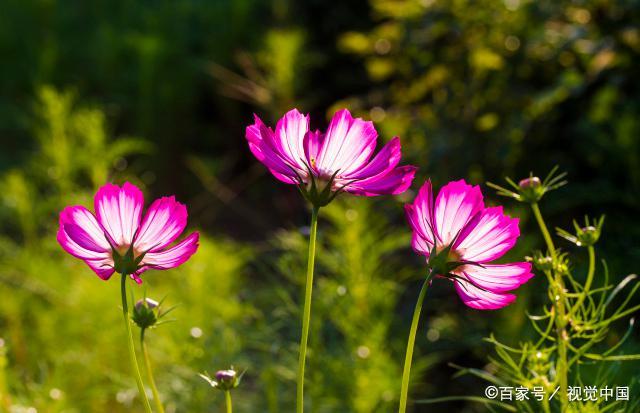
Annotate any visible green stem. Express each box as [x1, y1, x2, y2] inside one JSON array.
[[530, 203, 568, 411], [141, 330, 165, 413], [399, 274, 433, 413], [296, 206, 319, 413], [531, 203, 556, 257], [225, 390, 233, 413], [569, 246, 595, 319], [120, 274, 153, 413]]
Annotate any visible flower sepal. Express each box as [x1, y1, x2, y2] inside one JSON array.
[[426, 243, 473, 278], [112, 245, 146, 276], [296, 167, 343, 208]]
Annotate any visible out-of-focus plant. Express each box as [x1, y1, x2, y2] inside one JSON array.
[[336, 0, 640, 192], [415, 170, 640, 412]]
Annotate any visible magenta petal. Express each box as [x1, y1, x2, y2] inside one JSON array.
[[303, 129, 324, 169], [57, 206, 112, 259], [85, 258, 116, 280], [457, 262, 533, 293], [343, 137, 401, 180], [94, 182, 144, 248], [315, 109, 378, 176], [456, 206, 520, 263], [405, 180, 437, 246], [140, 232, 199, 270], [454, 279, 517, 310], [273, 109, 310, 168], [410, 230, 433, 258], [434, 180, 484, 246], [134, 196, 187, 252], [343, 165, 417, 196], [246, 114, 302, 184]]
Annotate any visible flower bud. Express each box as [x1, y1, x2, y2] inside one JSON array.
[[576, 226, 599, 247], [517, 176, 546, 203], [518, 177, 541, 189], [199, 367, 243, 392], [529, 253, 553, 272], [557, 216, 604, 247], [132, 297, 160, 330], [215, 369, 237, 384]]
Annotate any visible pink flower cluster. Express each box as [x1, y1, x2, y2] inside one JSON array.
[[57, 108, 533, 310]]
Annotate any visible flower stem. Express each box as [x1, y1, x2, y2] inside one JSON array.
[[399, 273, 433, 413], [530, 203, 568, 411], [225, 390, 233, 413], [569, 246, 595, 319], [120, 274, 153, 413], [141, 330, 165, 413], [296, 206, 319, 413]]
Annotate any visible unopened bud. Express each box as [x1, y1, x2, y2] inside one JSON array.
[[199, 367, 242, 392], [132, 298, 160, 330], [215, 369, 237, 383], [519, 177, 541, 189], [135, 298, 159, 311]]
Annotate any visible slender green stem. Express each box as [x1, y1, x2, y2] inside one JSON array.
[[296, 206, 319, 413], [225, 390, 233, 413], [141, 330, 165, 413], [569, 246, 595, 319], [531, 203, 556, 257], [531, 203, 568, 411], [399, 273, 433, 413], [120, 274, 153, 413]]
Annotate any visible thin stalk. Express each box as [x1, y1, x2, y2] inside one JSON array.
[[141, 330, 165, 413], [399, 273, 434, 413], [120, 274, 153, 413], [569, 246, 595, 319], [531, 203, 568, 411], [225, 390, 233, 413], [296, 206, 319, 413]]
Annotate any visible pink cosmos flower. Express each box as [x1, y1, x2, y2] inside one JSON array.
[[246, 108, 416, 205], [405, 180, 533, 309], [57, 182, 199, 283]]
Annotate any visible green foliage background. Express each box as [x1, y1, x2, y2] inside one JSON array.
[[0, 0, 638, 411]]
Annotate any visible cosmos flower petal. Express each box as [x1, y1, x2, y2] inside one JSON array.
[[94, 182, 144, 248], [246, 114, 301, 184], [410, 231, 433, 258], [454, 279, 517, 310], [85, 257, 116, 280], [343, 165, 417, 196], [343, 137, 401, 179], [434, 180, 484, 246], [57, 206, 112, 258], [456, 206, 520, 263], [315, 109, 378, 176], [273, 109, 310, 168], [457, 262, 533, 293], [140, 232, 199, 270], [303, 129, 324, 168], [405, 180, 437, 245], [134, 196, 187, 252]]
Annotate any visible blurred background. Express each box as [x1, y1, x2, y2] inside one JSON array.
[[0, 0, 639, 411]]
